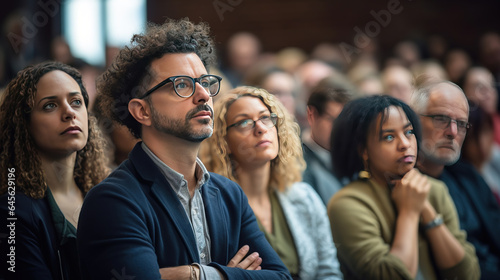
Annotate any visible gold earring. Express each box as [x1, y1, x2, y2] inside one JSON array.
[[359, 159, 371, 179], [359, 170, 371, 179]]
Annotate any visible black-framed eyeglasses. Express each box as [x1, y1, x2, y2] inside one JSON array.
[[227, 113, 278, 132], [140, 74, 222, 99], [420, 114, 471, 134]]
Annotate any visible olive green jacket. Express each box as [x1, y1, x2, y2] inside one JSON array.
[[327, 177, 480, 280]]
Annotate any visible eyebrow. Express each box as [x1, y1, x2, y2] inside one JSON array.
[[232, 109, 269, 119], [37, 92, 81, 105]]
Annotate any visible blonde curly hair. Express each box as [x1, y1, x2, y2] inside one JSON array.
[[0, 61, 110, 199], [200, 86, 305, 192]]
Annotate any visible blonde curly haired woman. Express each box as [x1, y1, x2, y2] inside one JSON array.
[[200, 86, 342, 280]]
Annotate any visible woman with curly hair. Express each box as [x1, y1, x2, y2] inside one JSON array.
[[0, 61, 109, 279], [200, 86, 342, 280]]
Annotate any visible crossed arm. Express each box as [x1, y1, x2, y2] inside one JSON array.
[[159, 245, 263, 279]]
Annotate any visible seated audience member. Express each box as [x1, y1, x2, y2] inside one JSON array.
[[381, 65, 414, 104], [461, 102, 500, 204], [444, 49, 472, 84], [200, 86, 342, 280], [411, 60, 448, 82], [222, 31, 262, 87], [77, 19, 292, 280], [302, 76, 354, 204], [410, 80, 500, 279], [0, 61, 109, 279], [328, 95, 479, 280], [244, 65, 298, 116], [294, 59, 336, 130], [462, 66, 500, 145]]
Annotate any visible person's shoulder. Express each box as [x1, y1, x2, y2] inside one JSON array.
[[285, 181, 318, 199], [333, 179, 370, 197], [207, 172, 239, 188], [445, 160, 478, 177], [85, 162, 143, 199], [0, 191, 50, 226], [282, 182, 326, 210], [427, 175, 447, 189], [328, 179, 374, 208], [206, 172, 244, 196]]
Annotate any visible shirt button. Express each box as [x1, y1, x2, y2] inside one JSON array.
[[200, 253, 205, 259]]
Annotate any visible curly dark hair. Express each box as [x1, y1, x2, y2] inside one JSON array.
[[0, 61, 110, 199], [330, 95, 422, 181], [96, 18, 217, 139]]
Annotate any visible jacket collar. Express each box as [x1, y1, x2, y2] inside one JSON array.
[[128, 142, 229, 262]]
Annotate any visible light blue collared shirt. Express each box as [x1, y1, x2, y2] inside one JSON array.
[[142, 143, 221, 280]]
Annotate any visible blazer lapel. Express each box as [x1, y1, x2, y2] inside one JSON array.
[[202, 181, 228, 263], [129, 142, 199, 262], [150, 181, 199, 261]]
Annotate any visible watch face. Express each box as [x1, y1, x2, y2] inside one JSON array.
[[424, 214, 443, 231]]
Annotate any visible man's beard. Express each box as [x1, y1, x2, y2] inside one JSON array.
[[150, 104, 214, 142], [419, 142, 461, 166]]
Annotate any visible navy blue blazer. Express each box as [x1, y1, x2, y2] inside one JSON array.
[[0, 191, 80, 280], [77, 143, 291, 280]]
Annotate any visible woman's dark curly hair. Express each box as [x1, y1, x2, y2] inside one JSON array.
[[0, 61, 110, 199], [330, 95, 422, 181], [96, 18, 217, 139]]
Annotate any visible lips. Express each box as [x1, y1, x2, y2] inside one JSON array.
[[438, 144, 455, 150], [256, 140, 271, 147], [193, 111, 212, 118], [398, 155, 415, 163], [61, 126, 82, 135]]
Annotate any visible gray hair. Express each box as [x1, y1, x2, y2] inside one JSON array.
[[410, 76, 465, 113]]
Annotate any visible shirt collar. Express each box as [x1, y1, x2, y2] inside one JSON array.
[[141, 142, 210, 193]]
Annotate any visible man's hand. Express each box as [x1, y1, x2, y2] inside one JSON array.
[[158, 245, 262, 279], [227, 245, 262, 270]]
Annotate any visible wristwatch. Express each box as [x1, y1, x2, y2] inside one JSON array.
[[423, 214, 443, 231]]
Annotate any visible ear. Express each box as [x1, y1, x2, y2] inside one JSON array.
[[128, 98, 152, 127], [306, 106, 317, 126], [360, 146, 369, 162]]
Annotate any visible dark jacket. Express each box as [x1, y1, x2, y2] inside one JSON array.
[[441, 160, 500, 279], [77, 142, 291, 280], [0, 190, 80, 280]]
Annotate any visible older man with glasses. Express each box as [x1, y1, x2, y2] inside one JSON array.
[[410, 79, 500, 280], [77, 19, 292, 280]]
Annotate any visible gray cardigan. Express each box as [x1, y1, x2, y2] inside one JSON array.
[[275, 182, 343, 280]]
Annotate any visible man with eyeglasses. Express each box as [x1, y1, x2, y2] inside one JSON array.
[[77, 19, 292, 280], [410, 79, 500, 279]]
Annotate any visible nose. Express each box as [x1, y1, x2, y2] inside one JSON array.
[[62, 103, 76, 121], [445, 120, 459, 139], [192, 82, 211, 104], [398, 134, 411, 150], [253, 119, 269, 135]]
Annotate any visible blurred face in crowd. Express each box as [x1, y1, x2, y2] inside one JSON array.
[[463, 68, 498, 114], [382, 65, 413, 104], [308, 101, 344, 150], [261, 72, 296, 115]]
